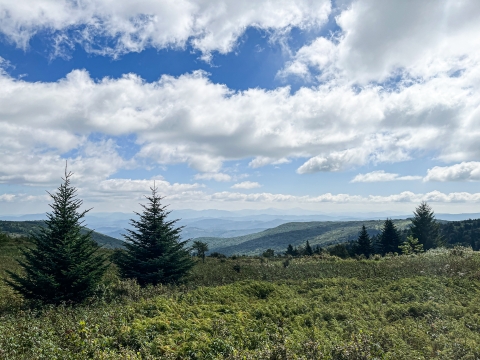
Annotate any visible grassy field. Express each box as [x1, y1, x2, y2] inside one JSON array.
[[1, 235, 480, 359]]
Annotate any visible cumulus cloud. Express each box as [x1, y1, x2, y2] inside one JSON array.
[[0, 0, 331, 59], [281, 0, 480, 84], [424, 162, 480, 182], [0, 194, 15, 202], [0, 139, 131, 186], [248, 157, 290, 169], [0, 64, 479, 180], [351, 170, 422, 183], [297, 148, 369, 174], [231, 181, 261, 189], [194, 172, 232, 182]]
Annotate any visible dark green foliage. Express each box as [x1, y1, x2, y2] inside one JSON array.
[[304, 240, 313, 256], [410, 201, 442, 250], [285, 244, 297, 256], [114, 185, 194, 286], [209, 252, 226, 258], [192, 240, 209, 263], [328, 243, 349, 258], [380, 219, 402, 255], [399, 235, 424, 255], [440, 219, 480, 250], [0, 231, 8, 247], [262, 248, 275, 258], [356, 225, 373, 257], [6, 171, 108, 305]]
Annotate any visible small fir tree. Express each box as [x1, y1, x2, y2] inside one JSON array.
[[305, 240, 314, 256], [356, 225, 373, 257], [114, 185, 194, 286], [285, 244, 295, 256], [192, 240, 209, 263], [399, 235, 424, 255], [411, 201, 441, 250], [6, 169, 108, 305], [380, 219, 402, 255]]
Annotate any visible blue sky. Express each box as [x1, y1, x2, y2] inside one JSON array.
[[1, 0, 480, 215]]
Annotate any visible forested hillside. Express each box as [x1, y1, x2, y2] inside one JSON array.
[[441, 218, 480, 250], [194, 219, 412, 255], [0, 220, 124, 249]]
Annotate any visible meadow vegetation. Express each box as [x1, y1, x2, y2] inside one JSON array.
[[2, 234, 480, 359], [2, 177, 480, 359]]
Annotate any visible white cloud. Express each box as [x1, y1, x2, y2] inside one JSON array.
[[0, 64, 479, 180], [297, 148, 369, 174], [351, 170, 422, 183], [94, 178, 201, 194], [194, 172, 232, 182], [0, 139, 131, 186], [231, 181, 261, 189], [424, 162, 480, 182], [281, 0, 480, 84], [0, 194, 15, 202], [0, 0, 331, 59], [248, 157, 290, 169], [212, 190, 480, 204]]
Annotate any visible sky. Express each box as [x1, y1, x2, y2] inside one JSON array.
[[0, 0, 480, 215]]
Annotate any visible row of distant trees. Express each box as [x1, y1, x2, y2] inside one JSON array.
[[284, 202, 442, 258]]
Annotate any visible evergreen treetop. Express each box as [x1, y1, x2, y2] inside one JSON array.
[[285, 244, 295, 256], [114, 185, 194, 286], [380, 219, 402, 255], [6, 169, 108, 305], [411, 201, 441, 250], [356, 225, 373, 257], [305, 240, 313, 256]]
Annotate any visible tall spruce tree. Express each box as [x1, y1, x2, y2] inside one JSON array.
[[285, 244, 295, 256], [380, 219, 402, 255], [114, 185, 194, 286], [356, 225, 373, 257], [6, 169, 107, 305], [305, 240, 314, 256], [410, 202, 441, 250]]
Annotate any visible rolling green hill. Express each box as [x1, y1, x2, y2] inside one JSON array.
[[193, 219, 412, 256], [0, 220, 124, 249]]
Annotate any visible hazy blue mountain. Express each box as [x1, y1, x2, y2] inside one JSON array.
[[3, 211, 480, 243]]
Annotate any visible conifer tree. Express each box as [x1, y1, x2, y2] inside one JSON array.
[[285, 244, 295, 256], [356, 225, 373, 257], [114, 185, 194, 286], [380, 219, 402, 255], [6, 169, 107, 305], [411, 201, 442, 250], [399, 235, 424, 255], [305, 240, 314, 256]]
